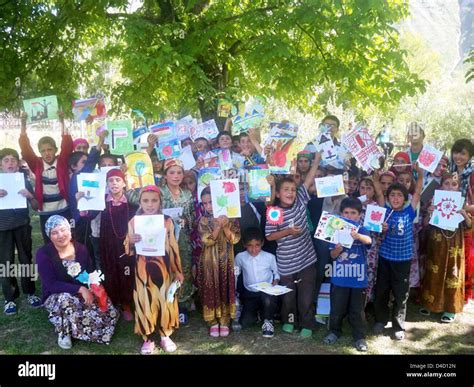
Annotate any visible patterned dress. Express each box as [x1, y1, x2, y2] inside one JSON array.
[[125, 216, 183, 340], [361, 201, 381, 304], [421, 226, 466, 313], [198, 215, 240, 326], [160, 185, 195, 309]]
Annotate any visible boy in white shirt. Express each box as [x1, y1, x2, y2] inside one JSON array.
[[235, 227, 279, 338]]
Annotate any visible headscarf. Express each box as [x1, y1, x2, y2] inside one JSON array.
[[73, 138, 89, 149], [164, 158, 184, 173], [106, 168, 126, 181], [45, 215, 71, 237]]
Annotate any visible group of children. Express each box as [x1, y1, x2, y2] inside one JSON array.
[[0, 111, 472, 354]]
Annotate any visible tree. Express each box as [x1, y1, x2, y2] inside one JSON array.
[[1, 0, 426, 124]]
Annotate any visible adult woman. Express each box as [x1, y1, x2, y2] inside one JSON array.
[[37, 215, 118, 349]]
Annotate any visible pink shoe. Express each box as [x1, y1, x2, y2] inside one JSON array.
[[140, 340, 155, 355], [209, 324, 219, 337], [160, 336, 177, 353], [122, 310, 133, 321], [219, 325, 230, 337]]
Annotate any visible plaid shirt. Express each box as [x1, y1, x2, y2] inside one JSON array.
[[379, 204, 416, 261]]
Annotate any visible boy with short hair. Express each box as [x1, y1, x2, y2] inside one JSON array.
[[235, 227, 279, 338], [0, 148, 41, 315], [323, 197, 372, 351]]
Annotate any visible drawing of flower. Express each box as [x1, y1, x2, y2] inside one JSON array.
[[222, 181, 236, 193], [370, 211, 383, 222]]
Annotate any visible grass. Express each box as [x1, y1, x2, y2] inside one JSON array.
[[0, 215, 473, 355]]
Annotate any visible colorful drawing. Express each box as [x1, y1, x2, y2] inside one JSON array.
[[107, 119, 134, 156], [218, 149, 234, 170], [149, 121, 176, 142], [266, 206, 283, 225], [0, 173, 27, 210], [197, 167, 221, 202], [429, 190, 464, 231], [175, 115, 196, 140], [135, 215, 166, 256], [263, 122, 299, 174], [313, 132, 336, 162], [231, 97, 265, 135], [85, 119, 106, 145], [316, 283, 331, 317], [178, 145, 196, 170], [77, 173, 106, 211], [156, 138, 181, 160], [314, 175, 345, 198], [23, 95, 59, 123], [363, 204, 387, 233], [248, 169, 271, 201], [341, 124, 383, 172], [200, 151, 219, 168], [210, 179, 241, 218], [314, 211, 359, 248], [125, 152, 155, 189], [217, 99, 233, 118], [190, 119, 220, 141], [418, 144, 443, 173], [72, 96, 106, 121]]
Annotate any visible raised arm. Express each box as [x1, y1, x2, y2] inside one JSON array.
[[303, 151, 322, 190], [411, 162, 424, 210], [372, 169, 386, 207]]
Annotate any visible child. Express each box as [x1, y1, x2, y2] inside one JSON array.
[[198, 187, 241, 337], [420, 173, 472, 322], [389, 151, 412, 175], [99, 169, 138, 321], [72, 138, 90, 154], [19, 111, 72, 243], [372, 162, 424, 340], [240, 131, 265, 168], [265, 152, 321, 337], [126, 185, 184, 354], [323, 197, 372, 351], [296, 151, 313, 184], [0, 148, 41, 315], [346, 170, 360, 197], [379, 171, 396, 197]]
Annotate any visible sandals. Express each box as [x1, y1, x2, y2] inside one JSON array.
[[209, 324, 219, 337], [441, 312, 456, 323], [219, 325, 230, 337], [323, 332, 339, 345]]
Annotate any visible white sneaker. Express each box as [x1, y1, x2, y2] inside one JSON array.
[[58, 334, 72, 349]]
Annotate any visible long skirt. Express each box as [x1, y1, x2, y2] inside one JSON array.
[[44, 292, 118, 344], [133, 255, 179, 340]]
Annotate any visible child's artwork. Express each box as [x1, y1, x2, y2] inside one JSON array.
[[72, 96, 106, 121], [231, 97, 265, 135], [314, 132, 336, 161], [266, 206, 284, 225], [201, 151, 219, 168], [341, 124, 383, 172], [124, 152, 155, 190], [23, 95, 58, 123], [85, 119, 106, 145], [314, 211, 359, 248], [429, 190, 464, 231], [197, 167, 221, 202], [218, 149, 234, 170], [175, 115, 196, 140], [162, 207, 183, 241], [210, 179, 241, 218], [178, 145, 196, 170], [77, 173, 106, 211], [217, 99, 233, 118], [156, 138, 182, 160], [134, 215, 166, 256], [363, 204, 387, 233], [132, 126, 148, 141], [250, 282, 293, 296], [316, 283, 331, 317], [264, 122, 299, 174], [0, 173, 27, 210], [149, 121, 176, 142], [190, 119, 219, 141], [107, 119, 134, 156], [314, 175, 345, 198], [418, 144, 443, 173], [248, 169, 271, 201]]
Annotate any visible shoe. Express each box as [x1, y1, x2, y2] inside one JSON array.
[[209, 324, 219, 337], [4, 301, 17, 316], [316, 316, 328, 325], [27, 294, 42, 308], [57, 333, 72, 349], [323, 332, 338, 345], [419, 308, 431, 316], [122, 310, 133, 321], [282, 323, 294, 334], [160, 336, 177, 353], [262, 320, 274, 338], [394, 330, 405, 341], [299, 328, 313, 338], [231, 320, 242, 332], [354, 339, 368, 352], [140, 340, 155, 355], [441, 312, 456, 323], [373, 322, 385, 335], [219, 325, 230, 337]]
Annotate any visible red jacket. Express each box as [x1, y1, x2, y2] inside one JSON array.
[[19, 134, 73, 211]]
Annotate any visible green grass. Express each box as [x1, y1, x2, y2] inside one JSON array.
[[0, 214, 473, 355]]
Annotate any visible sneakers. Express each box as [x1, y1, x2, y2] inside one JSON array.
[[282, 323, 294, 334], [4, 301, 17, 316], [323, 332, 339, 345], [354, 339, 368, 352], [219, 325, 230, 337], [140, 340, 155, 355], [209, 324, 219, 337], [394, 330, 405, 341], [373, 322, 385, 335], [27, 294, 42, 308], [262, 320, 274, 338], [58, 333, 72, 349], [160, 337, 177, 353]]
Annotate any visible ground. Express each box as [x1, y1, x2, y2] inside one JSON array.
[[0, 215, 473, 355]]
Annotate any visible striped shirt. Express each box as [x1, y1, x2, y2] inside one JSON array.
[[41, 159, 67, 213], [265, 185, 317, 276]]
